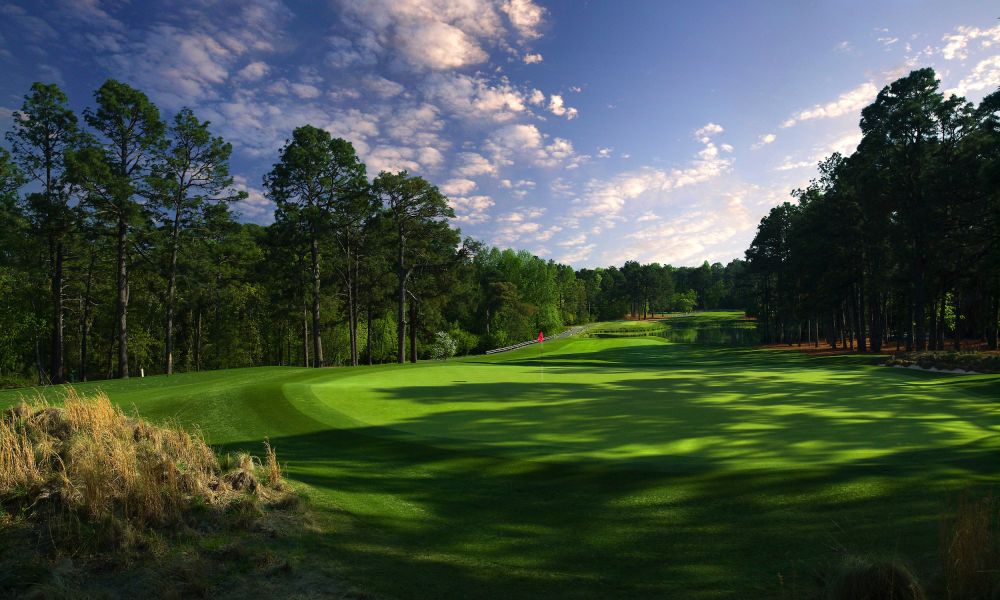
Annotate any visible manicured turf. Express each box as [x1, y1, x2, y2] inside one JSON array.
[[4, 314, 999, 598]]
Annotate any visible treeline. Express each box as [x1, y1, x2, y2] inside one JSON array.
[[745, 68, 1000, 350], [0, 79, 744, 386]]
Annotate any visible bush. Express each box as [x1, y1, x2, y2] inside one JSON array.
[[431, 331, 458, 360]]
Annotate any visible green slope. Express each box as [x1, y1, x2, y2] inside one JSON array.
[[3, 326, 999, 599]]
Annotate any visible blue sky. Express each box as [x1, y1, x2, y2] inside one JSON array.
[[1, 1, 998, 267]]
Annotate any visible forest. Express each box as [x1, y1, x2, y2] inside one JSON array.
[[3, 67, 996, 387], [745, 68, 1000, 351], [0, 79, 746, 386]]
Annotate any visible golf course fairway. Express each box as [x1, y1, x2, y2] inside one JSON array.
[[3, 318, 999, 598]]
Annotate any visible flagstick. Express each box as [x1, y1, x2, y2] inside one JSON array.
[[539, 338, 543, 383]]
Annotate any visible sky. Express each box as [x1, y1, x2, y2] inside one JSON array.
[[1, 1, 998, 268]]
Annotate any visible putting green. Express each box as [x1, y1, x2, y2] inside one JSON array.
[[3, 318, 999, 599]]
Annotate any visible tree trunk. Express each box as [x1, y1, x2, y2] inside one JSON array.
[[302, 300, 310, 368], [409, 299, 417, 364], [79, 251, 95, 382], [195, 308, 203, 371], [953, 289, 962, 351], [165, 203, 181, 375], [116, 214, 129, 378], [348, 254, 358, 366], [51, 238, 64, 384], [396, 227, 408, 364], [310, 233, 323, 368], [936, 294, 946, 351], [913, 266, 927, 351], [366, 304, 373, 365]]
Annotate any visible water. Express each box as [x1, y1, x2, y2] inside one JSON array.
[[594, 325, 759, 346]]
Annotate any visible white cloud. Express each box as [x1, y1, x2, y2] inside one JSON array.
[[232, 174, 274, 224], [557, 233, 587, 247], [617, 194, 755, 266], [339, 0, 545, 70], [751, 133, 776, 149], [236, 60, 269, 81], [453, 152, 498, 177], [941, 23, 1000, 61], [597, 147, 612, 158], [558, 243, 595, 264], [290, 82, 322, 99], [485, 124, 584, 169], [364, 75, 405, 97], [781, 82, 878, 128], [440, 178, 478, 195], [948, 55, 1000, 97], [398, 20, 488, 69], [694, 122, 724, 143], [577, 129, 731, 217], [425, 72, 532, 122], [522, 52, 543, 64], [501, 0, 545, 39], [774, 131, 862, 171], [450, 195, 494, 224], [548, 94, 578, 119]]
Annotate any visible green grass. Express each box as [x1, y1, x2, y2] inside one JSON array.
[[3, 313, 999, 598]]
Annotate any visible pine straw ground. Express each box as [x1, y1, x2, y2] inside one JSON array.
[[0, 389, 343, 598]]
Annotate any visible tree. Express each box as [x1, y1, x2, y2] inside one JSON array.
[[372, 171, 456, 364], [67, 79, 165, 378], [265, 126, 366, 368], [150, 108, 243, 375], [6, 82, 84, 384]]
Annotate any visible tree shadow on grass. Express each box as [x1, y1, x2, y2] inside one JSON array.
[[214, 342, 1000, 598], [218, 424, 993, 600]]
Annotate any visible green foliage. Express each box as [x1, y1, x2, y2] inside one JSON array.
[[430, 331, 457, 360], [745, 68, 1000, 351]]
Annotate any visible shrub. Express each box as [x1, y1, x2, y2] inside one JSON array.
[[825, 555, 925, 600], [431, 331, 458, 360]]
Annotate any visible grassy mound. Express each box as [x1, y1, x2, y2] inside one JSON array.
[[0, 389, 321, 597]]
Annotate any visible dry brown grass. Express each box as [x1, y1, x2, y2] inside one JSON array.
[[0, 389, 292, 539], [941, 492, 1000, 599]]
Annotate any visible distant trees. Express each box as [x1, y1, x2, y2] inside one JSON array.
[[6, 83, 83, 384], [372, 171, 457, 364], [265, 126, 367, 367], [10, 68, 994, 386], [69, 80, 165, 379], [152, 108, 244, 375], [745, 68, 1000, 350]]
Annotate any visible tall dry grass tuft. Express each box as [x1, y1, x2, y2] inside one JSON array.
[[263, 438, 282, 490], [941, 491, 1000, 599], [0, 388, 292, 550]]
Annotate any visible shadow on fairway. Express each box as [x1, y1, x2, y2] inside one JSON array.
[[213, 342, 1000, 599], [217, 423, 991, 600], [342, 343, 1000, 471]]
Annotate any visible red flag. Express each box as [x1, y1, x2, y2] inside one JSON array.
[[537, 331, 544, 343]]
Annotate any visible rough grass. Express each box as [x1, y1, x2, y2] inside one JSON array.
[[0, 389, 313, 597], [2, 313, 999, 598]]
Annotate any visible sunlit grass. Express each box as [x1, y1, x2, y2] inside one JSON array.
[[2, 314, 998, 598]]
